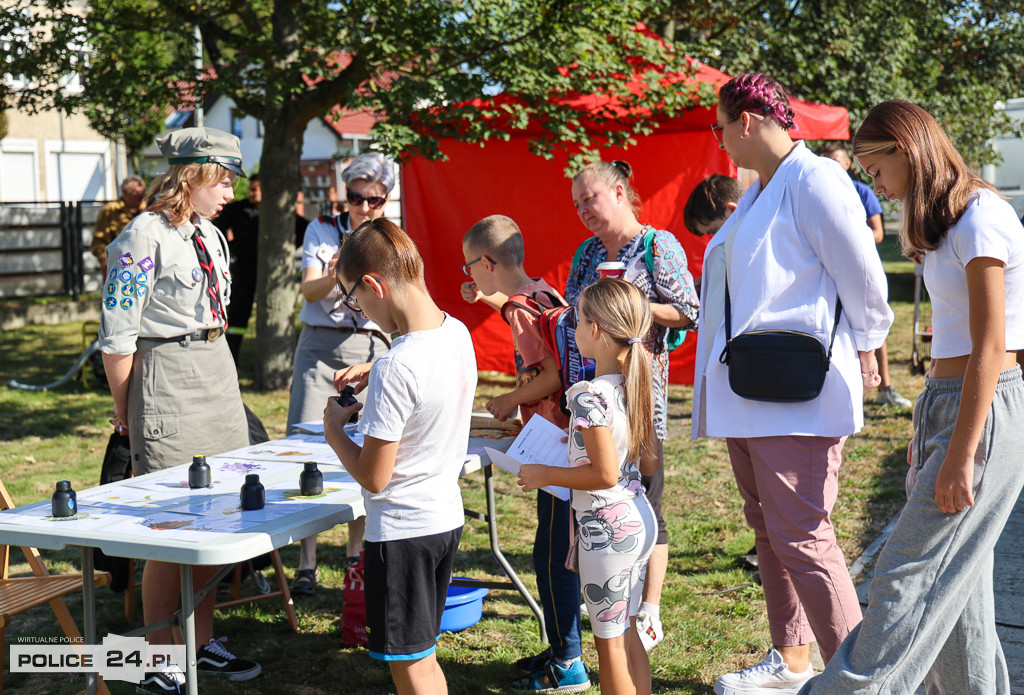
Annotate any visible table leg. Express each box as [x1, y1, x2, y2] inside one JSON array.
[[179, 565, 199, 695], [82, 546, 97, 695], [483, 464, 548, 643]]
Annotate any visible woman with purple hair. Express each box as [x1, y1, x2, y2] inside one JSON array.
[[691, 74, 893, 694]]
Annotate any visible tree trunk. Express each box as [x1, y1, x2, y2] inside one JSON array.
[[253, 109, 304, 390]]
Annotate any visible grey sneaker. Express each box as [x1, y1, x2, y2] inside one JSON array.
[[876, 386, 912, 408]]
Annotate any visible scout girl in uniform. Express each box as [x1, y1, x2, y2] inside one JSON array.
[[99, 127, 260, 694]]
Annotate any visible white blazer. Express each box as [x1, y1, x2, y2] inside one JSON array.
[[692, 142, 893, 439]]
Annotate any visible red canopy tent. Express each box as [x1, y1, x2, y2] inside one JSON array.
[[402, 61, 850, 384]]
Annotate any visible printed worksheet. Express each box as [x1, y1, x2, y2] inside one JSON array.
[[485, 414, 570, 501], [484, 448, 569, 501], [507, 414, 569, 466]]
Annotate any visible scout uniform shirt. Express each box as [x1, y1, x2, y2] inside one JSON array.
[[99, 211, 232, 355]]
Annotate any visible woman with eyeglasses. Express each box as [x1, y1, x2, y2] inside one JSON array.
[[563, 159, 699, 656], [286, 151, 396, 596], [692, 74, 893, 695]]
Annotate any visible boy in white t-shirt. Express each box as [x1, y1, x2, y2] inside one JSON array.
[[324, 218, 477, 695]]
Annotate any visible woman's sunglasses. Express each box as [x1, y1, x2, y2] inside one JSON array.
[[346, 191, 387, 210]]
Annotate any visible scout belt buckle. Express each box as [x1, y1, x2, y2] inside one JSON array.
[[207, 327, 224, 342]]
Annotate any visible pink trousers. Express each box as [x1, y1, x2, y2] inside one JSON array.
[[727, 435, 863, 663]]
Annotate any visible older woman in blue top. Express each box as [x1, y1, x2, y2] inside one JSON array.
[[566, 159, 700, 652], [287, 152, 396, 596]]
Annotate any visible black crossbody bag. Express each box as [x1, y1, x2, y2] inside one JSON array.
[[718, 278, 842, 403]]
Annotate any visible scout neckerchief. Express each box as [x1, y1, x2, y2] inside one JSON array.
[[192, 226, 225, 323]]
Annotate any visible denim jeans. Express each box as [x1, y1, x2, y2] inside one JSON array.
[[534, 490, 583, 661]]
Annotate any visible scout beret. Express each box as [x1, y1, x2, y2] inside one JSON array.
[[156, 127, 245, 177]]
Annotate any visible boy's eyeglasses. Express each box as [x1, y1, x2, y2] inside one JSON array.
[[339, 280, 362, 312], [346, 191, 387, 210], [461, 256, 493, 276]]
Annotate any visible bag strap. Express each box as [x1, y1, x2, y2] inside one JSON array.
[[500, 295, 543, 325], [720, 277, 843, 364], [641, 227, 657, 278]]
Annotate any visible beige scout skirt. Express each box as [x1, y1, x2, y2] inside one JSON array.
[[127, 335, 249, 475]]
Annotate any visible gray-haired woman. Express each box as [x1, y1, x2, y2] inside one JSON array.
[[287, 151, 396, 595]]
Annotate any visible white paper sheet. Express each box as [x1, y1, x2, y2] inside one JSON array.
[[486, 414, 571, 500], [507, 414, 569, 466], [483, 447, 570, 501]]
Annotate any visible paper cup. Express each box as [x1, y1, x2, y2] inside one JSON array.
[[596, 262, 626, 279]]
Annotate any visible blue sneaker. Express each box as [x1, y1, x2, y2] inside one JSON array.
[[511, 659, 591, 693], [514, 649, 552, 674]]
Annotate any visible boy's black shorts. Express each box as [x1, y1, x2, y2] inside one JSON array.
[[364, 526, 463, 661]]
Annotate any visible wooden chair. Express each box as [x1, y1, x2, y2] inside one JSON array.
[[214, 551, 299, 632], [0, 479, 112, 695]]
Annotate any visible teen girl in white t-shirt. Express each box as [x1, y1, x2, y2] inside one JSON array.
[[802, 100, 1024, 695], [518, 278, 657, 695]]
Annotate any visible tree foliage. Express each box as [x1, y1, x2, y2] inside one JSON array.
[[2, 0, 700, 388], [653, 0, 1024, 167]]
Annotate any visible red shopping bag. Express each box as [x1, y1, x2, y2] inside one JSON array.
[[341, 551, 367, 647]]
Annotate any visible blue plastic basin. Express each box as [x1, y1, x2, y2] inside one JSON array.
[[440, 580, 489, 632]]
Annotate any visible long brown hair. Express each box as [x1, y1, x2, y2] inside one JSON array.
[[853, 100, 997, 263], [577, 278, 653, 462], [147, 163, 232, 226]]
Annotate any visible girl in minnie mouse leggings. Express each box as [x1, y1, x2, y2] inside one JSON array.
[[518, 278, 657, 695]]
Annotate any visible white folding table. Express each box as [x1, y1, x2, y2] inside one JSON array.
[[0, 432, 544, 695]]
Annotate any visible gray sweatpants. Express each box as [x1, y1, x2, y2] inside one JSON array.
[[802, 366, 1024, 695]]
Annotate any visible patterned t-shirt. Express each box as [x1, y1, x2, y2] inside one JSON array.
[[564, 228, 699, 439], [566, 376, 644, 513]]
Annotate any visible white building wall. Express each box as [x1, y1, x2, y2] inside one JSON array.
[[989, 98, 1024, 217]]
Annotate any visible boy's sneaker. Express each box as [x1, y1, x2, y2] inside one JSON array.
[[876, 386, 912, 408], [635, 611, 664, 651], [512, 659, 591, 693], [714, 648, 813, 695], [136, 663, 185, 694], [196, 637, 262, 681], [515, 648, 552, 674], [290, 566, 320, 596]]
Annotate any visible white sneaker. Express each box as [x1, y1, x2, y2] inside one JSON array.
[[876, 386, 912, 408], [714, 648, 813, 695], [635, 611, 664, 651]]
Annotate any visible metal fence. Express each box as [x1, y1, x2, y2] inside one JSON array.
[[0, 200, 107, 300], [0, 198, 361, 301]]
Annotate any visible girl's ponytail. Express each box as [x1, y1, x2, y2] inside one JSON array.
[[577, 279, 654, 461]]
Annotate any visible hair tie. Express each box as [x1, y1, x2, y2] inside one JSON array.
[[628, 337, 642, 345]]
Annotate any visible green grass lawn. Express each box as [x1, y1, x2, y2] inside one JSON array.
[[0, 249, 924, 694]]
